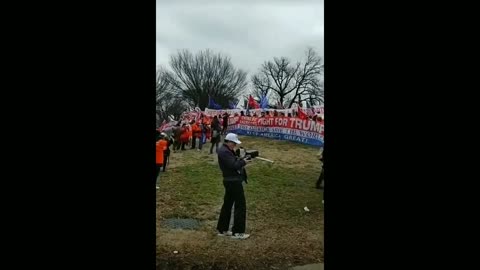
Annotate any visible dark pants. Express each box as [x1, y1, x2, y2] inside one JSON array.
[[156, 164, 162, 186], [191, 137, 197, 149], [174, 140, 181, 151], [210, 140, 219, 154], [181, 142, 186, 150], [162, 152, 169, 172], [316, 168, 324, 189], [199, 133, 206, 150], [217, 181, 246, 234]]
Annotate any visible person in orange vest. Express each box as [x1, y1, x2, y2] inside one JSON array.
[[179, 123, 189, 151], [187, 122, 193, 146], [204, 117, 212, 141], [190, 120, 201, 150], [156, 131, 168, 189]]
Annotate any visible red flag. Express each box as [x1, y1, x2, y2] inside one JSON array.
[[248, 95, 260, 109], [298, 106, 308, 120]]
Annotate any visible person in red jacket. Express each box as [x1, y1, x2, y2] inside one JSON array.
[[156, 131, 168, 189]]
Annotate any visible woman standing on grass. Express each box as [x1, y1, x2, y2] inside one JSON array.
[[210, 116, 221, 154]]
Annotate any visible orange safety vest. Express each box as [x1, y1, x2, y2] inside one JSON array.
[[156, 140, 167, 165]]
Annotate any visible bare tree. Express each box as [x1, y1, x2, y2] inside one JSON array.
[[156, 66, 187, 126], [168, 49, 248, 110], [252, 57, 298, 107], [252, 48, 323, 108], [251, 74, 270, 100], [287, 48, 323, 107], [306, 73, 324, 106]]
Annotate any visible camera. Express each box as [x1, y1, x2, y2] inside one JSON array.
[[235, 147, 259, 160], [245, 150, 259, 159]]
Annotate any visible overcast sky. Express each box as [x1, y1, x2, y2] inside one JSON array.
[[156, 0, 324, 74]]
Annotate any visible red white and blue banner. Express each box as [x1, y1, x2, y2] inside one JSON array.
[[227, 116, 324, 147]]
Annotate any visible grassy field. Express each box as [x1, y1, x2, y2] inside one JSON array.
[[156, 136, 324, 270]]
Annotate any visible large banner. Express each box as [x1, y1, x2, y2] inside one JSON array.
[[227, 116, 324, 147]]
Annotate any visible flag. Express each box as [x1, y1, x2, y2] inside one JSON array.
[[229, 99, 240, 109], [298, 106, 308, 120], [248, 95, 260, 109], [260, 95, 269, 109], [208, 96, 222, 109]]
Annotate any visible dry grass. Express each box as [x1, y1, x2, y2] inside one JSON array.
[[157, 136, 324, 270]]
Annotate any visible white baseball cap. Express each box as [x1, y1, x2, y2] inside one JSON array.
[[225, 133, 242, 144]]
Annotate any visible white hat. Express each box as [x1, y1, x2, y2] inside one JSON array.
[[225, 133, 242, 144]]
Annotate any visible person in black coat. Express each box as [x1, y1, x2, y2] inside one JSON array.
[[162, 133, 173, 172], [216, 133, 251, 239], [221, 113, 229, 135], [210, 116, 222, 154]]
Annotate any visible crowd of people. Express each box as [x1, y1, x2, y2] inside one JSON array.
[[155, 111, 324, 190], [155, 111, 325, 237]]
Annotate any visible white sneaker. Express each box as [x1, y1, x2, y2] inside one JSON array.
[[217, 231, 233, 236], [231, 233, 250, 240], [156, 186, 160, 190]]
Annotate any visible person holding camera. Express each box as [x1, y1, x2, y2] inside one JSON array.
[[216, 133, 251, 239]]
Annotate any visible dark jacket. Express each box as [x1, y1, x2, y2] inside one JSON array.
[[211, 120, 222, 143], [222, 115, 229, 128], [211, 119, 221, 132], [217, 144, 246, 182]]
